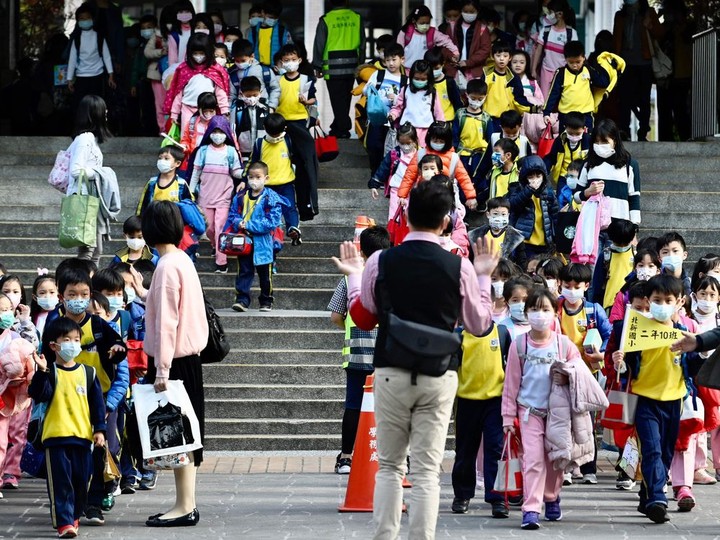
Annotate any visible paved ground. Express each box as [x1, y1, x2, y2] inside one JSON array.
[[3, 451, 720, 539]]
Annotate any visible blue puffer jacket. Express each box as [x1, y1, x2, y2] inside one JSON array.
[[508, 155, 559, 244], [225, 187, 289, 266], [105, 359, 129, 413]]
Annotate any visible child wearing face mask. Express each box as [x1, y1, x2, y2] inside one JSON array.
[[29, 317, 107, 538], [608, 248, 661, 323], [214, 43, 229, 68], [508, 156, 559, 259], [501, 287, 589, 530], [247, 1, 293, 68], [488, 138, 520, 200], [598, 218, 638, 311], [0, 275, 39, 348], [438, 0, 461, 37], [557, 158, 583, 209], [511, 49, 553, 148], [130, 14, 161, 135], [488, 258, 520, 323], [167, 1, 195, 67], [92, 269, 131, 341], [471, 198, 526, 269], [137, 146, 192, 218], [479, 110, 533, 183], [497, 275, 534, 339], [424, 47, 463, 127], [536, 256, 563, 298], [31, 274, 59, 340], [456, 79, 491, 189], [142, 11, 169, 133], [112, 216, 160, 267], [228, 39, 280, 120], [190, 115, 244, 273], [244, 4, 264, 39], [397, 5, 459, 70], [180, 92, 219, 161], [656, 232, 692, 297], [368, 122, 418, 221], [234, 76, 269, 158], [544, 112, 589, 191]]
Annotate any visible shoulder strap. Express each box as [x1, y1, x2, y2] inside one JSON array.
[[566, 28, 572, 42], [497, 324, 510, 367], [449, 152, 459, 180], [543, 27, 551, 45], [83, 364, 96, 390], [403, 26, 413, 46], [457, 108, 466, 131], [376, 69, 386, 88], [261, 65, 272, 88], [226, 145, 235, 169], [515, 332, 527, 366], [427, 27, 436, 49], [399, 73, 408, 88]]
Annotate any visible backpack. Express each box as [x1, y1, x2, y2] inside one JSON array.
[[176, 198, 207, 235], [403, 25, 436, 50], [415, 147, 460, 181], [48, 150, 71, 193], [557, 297, 597, 331], [200, 293, 230, 364]]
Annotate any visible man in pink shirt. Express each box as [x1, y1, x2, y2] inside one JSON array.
[[332, 181, 499, 540]]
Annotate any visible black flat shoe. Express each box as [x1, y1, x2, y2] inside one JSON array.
[[145, 509, 199, 527]]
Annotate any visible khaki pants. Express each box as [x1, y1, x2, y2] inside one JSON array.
[[373, 367, 458, 540]]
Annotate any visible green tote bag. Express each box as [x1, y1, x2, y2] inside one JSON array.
[[58, 173, 100, 248]]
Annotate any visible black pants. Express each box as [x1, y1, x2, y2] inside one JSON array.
[[285, 120, 319, 220], [365, 123, 388, 174], [326, 76, 354, 137], [72, 74, 106, 113], [657, 77, 691, 141], [617, 64, 653, 139]]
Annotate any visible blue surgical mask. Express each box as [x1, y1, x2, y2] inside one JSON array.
[[661, 254, 683, 273], [0, 312, 14, 330], [38, 296, 59, 311], [140, 28, 155, 40], [65, 298, 90, 315], [58, 342, 82, 363], [125, 287, 137, 305], [78, 20, 93, 31], [106, 296, 124, 313], [264, 17, 278, 27], [249, 16, 263, 27], [433, 68, 444, 79], [430, 141, 445, 152], [491, 151, 504, 167], [412, 79, 428, 89], [650, 302, 675, 323], [509, 302, 526, 322]]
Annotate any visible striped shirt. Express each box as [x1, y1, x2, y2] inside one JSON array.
[[574, 161, 641, 224]]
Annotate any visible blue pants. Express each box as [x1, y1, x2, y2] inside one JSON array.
[[235, 256, 273, 307], [46, 444, 93, 528], [451, 396, 504, 503], [117, 404, 138, 482], [267, 183, 299, 231], [635, 396, 681, 509], [365, 123, 388, 174], [88, 409, 119, 507]]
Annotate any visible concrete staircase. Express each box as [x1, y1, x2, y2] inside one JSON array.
[[0, 137, 718, 451]]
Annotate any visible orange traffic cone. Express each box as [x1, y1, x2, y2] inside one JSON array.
[[339, 374, 378, 512], [353, 215, 376, 250]]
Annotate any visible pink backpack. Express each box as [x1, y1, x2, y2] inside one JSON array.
[[48, 150, 71, 193]]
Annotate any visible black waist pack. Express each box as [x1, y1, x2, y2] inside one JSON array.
[[385, 312, 461, 377]]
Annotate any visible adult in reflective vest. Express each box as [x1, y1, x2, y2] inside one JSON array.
[[311, 0, 365, 139]]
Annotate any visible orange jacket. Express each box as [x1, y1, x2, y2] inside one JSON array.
[[397, 148, 476, 201]]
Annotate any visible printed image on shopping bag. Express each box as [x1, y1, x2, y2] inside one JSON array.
[[619, 436, 640, 480], [147, 401, 195, 451]]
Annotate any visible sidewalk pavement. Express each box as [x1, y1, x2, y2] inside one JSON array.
[[3, 451, 720, 539]]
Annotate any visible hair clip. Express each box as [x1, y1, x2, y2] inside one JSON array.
[[37, 267, 49, 276]]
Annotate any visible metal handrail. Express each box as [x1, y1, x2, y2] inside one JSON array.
[[691, 27, 719, 139]]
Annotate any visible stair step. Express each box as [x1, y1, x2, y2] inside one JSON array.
[[204, 384, 344, 400], [204, 417, 341, 435], [203, 364, 344, 385], [219, 349, 340, 365], [205, 398, 344, 418], [222, 329, 343, 350], [203, 434, 341, 451]]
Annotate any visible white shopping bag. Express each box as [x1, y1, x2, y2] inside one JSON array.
[[133, 381, 202, 459]]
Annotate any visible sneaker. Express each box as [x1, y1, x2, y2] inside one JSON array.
[[582, 473, 598, 485], [288, 226, 302, 246], [521, 511, 540, 530], [571, 468, 583, 480], [646, 503, 670, 523], [232, 302, 248, 312], [616, 471, 636, 490], [335, 453, 351, 474], [120, 479, 137, 495], [544, 498, 562, 521], [693, 469, 717, 485], [101, 493, 115, 512], [2, 474, 18, 489], [451, 497, 470, 514], [259, 305, 272, 312], [83, 506, 105, 526], [563, 473, 572, 486], [0, 491, 3, 499], [139, 471, 157, 490], [112, 484, 121, 497], [57, 525, 78, 538], [491, 501, 509, 518], [215, 264, 228, 274], [676, 486, 696, 512], [475, 478, 485, 491]]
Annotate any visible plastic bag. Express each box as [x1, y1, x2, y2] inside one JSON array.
[[366, 85, 389, 126]]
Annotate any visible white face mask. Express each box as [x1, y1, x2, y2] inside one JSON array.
[[594, 143, 616, 158], [708, 271, 720, 281], [562, 287, 585, 303], [237, 61, 252, 70], [429, 141, 446, 152], [462, 12, 477, 23], [6, 292, 21, 310], [202, 110, 215, 120], [194, 28, 210, 35], [140, 28, 155, 40], [157, 159, 173, 173], [421, 169, 436, 181], [399, 143, 415, 155], [566, 174, 578, 190], [127, 237, 146, 251], [545, 279, 558, 293], [210, 132, 226, 145], [192, 53, 206, 64], [215, 57, 226, 66], [528, 311, 554, 331], [282, 60, 300, 72], [694, 299, 718, 316], [650, 302, 675, 322], [468, 98, 485, 109], [509, 302, 526, 321], [265, 133, 285, 144], [488, 215, 509, 230], [242, 96, 259, 107], [433, 68, 444, 79], [635, 267, 656, 281], [528, 176, 543, 191], [248, 179, 265, 191], [214, 23, 223, 34], [38, 296, 59, 311], [492, 281, 505, 298]]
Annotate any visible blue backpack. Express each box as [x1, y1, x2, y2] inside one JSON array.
[[176, 199, 207, 235]]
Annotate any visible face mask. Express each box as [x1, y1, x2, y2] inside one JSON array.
[[65, 298, 90, 315], [562, 287, 585, 303], [636, 267, 656, 281], [430, 141, 445, 152], [708, 271, 720, 281], [695, 299, 718, 316], [433, 68, 444, 79], [639, 310, 653, 319], [399, 143, 415, 155], [58, 342, 82, 363], [610, 243, 633, 253], [125, 287, 137, 305], [546, 279, 558, 293], [594, 143, 615, 158], [177, 12, 193, 23], [224, 41, 234, 52], [421, 169, 436, 181], [528, 177, 543, 191], [462, 12, 477, 23], [528, 311, 554, 331], [78, 20, 93, 31], [214, 23, 223, 34], [157, 159, 173, 173], [202, 110, 215, 120], [249, 16, 263, 27], [38, 296, 59, 311], [545, 12, 558, 25], [166, 23, 173, 30], [566, 174, 578, 190], [661, 254, 683, 273], [106, 296, 124, 313], [243, 96, 259, 106], [491, 151, 504, 167], [413, 79, 428, 89], [415, 23, 431, 34], [650, 302, 675, 323], [509, 302, 526, 321], [195, 28, 210, 35], [127, 237, 146, 251], [488, 215, 509, 230], [567, 133, 583, 144], [215, 57, 227, 66], [468, 98, 485, 109], [238, 61, 252, 70], [0, 312, 14, 330], [518, 21, 527, 31], [210, 132, 226, 145], [6, 292, 21, 310], [277, 67, 287, 75], [265, 133, 285, 144], [192, 54, 206, 64], [248, 179, 265, 191], [282, 60, 300, 72], [140, 29, 155, 40], [264, 17, 278, 27], [492, 281, 505, 298]]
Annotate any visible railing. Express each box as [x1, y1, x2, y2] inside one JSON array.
[[692, 27, 719, 139]]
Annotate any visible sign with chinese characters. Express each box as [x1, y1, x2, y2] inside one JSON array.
[[620, 308, 683, 352]]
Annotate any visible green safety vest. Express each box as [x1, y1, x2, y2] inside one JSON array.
[[322, 8, 362, 80], [342, 277, 377, 368]]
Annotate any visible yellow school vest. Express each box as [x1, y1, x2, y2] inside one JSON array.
[[435, 78, 455, 121], [632, 347, 686, 401], [560, 305, 587, 354], [489, 165, 519, 199], [603, 250, 634, 309], [43, 365, 94, 442], [458, 113, 488, 155], [527, 196, 545, 246], [558, 66, 595, 114], [277, 75, 308, 121], [484, 229, 505, 257], [258, 27, 273, 66], [152, 178, 183, 202], [458, 325, 505, 400], [75, 315, 110, 393], [260, 139, 295, 186], [550, 140, 587, 182]]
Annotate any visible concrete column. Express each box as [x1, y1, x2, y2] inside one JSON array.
[[305, 0, 332, 131], [424, 0, 440, 23]]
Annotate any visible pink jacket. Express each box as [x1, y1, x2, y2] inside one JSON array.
[[545, 359, 609, 471], [0, 333, 36, 416]]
